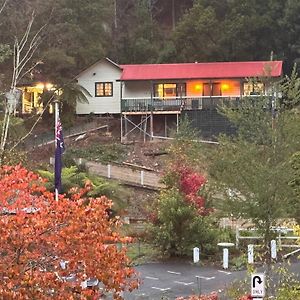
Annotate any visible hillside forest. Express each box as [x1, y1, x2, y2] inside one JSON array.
[[0, 0, 300, 89]]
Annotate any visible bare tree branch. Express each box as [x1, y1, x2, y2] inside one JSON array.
[[18, 11, 35, 54], [12, 10, 49, 88], [0, 9, 50, 164], [9, 93, 56, 151], [10, 73, 78, 152], [0, 0, 8, 15], [17, 60, 42, 82], [15, 40, 41, 80]]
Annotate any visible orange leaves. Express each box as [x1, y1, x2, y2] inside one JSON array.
[[0, 165, 139, 299]]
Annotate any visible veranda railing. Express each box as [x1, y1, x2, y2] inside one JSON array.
[[121, 96, 242, 112]]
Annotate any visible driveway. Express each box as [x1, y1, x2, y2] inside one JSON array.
[[123, 260, 300, 299]]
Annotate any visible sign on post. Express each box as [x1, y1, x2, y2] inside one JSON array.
[[193, 247, 200, 263], [251, 273, 265, 298]]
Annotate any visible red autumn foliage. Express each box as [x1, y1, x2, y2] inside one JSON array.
[[175, 166, 211, 216], [0, 165, 139, 299], [179, 167, 207, 195]]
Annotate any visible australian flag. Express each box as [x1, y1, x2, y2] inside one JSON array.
[[55, 117, 65, 194]]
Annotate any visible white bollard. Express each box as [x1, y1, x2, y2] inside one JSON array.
[[193, 247, 200, 263], [107, 164, 111, 179], [271, 239, 277, 260], [141, 170, 144, 186], [248, 244, 254, 264], [223, 248, 229, 269]]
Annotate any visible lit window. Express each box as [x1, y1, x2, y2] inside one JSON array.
[[163, 84, 177, 97], [243, 82, 264, 96], [154, 83, 186, 98], [95, 82, 113, 97]]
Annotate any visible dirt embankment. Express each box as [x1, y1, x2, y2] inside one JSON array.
[[29, 117, 171, 171], [27, 117, 171, 219]]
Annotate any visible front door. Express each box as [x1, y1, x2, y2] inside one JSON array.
[[203, 83, 222, 96], [212, 83, 221, 96], [203, 83, 211, 96]]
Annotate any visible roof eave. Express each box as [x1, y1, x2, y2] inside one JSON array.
[[120, 75, 282, 81], [75, 57, 121, 79]]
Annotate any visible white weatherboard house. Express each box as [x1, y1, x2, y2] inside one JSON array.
[[76, 58, 122, 114], [76, 57, 283, 139]]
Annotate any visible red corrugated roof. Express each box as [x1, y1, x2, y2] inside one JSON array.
[[120, 61, 282, 81]]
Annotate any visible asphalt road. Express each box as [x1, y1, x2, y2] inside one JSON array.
[[123, 260, 300, 300]]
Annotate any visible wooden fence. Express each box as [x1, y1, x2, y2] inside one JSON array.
[[82, 160, 165, 190]]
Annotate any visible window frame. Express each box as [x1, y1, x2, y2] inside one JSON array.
[[203, 82, 222, 96], [95, 82, 113, 97], [153, 83, 186, 98], [243, 82, 265, 96]]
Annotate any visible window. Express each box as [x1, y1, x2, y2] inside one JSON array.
[[243, 82, 264, 96], [154, 83, 186, 98], [95, 82, 113, 97], [203, 83, 222, 96]]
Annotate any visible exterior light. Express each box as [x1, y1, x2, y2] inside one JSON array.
[[46, 83, 54, 90], [221, 83, 229, 91], [35, 83, 45, 90], [195, 84, 202, 91], [35, 83, 54, 90]]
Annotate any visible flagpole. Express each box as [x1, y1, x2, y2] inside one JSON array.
[[54, 99, 59, 201]]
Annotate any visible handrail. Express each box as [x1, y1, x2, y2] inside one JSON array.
[[122, 95, 242, 100], [121, 96, 242, 112]]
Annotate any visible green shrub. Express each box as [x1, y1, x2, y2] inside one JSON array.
[[37, 166, 129, 213], [148, 188, 219, 256], [231, 254, 247, 271], [276, 284, 300, 300]]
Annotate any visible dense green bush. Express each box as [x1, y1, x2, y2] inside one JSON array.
[[147, 117, 221, 257], [148, 188, 219, 256]]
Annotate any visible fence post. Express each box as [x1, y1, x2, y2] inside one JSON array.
[[107, 164, 111, 179], [141, 170, 144, 186], [278, 231, 282, 248]]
